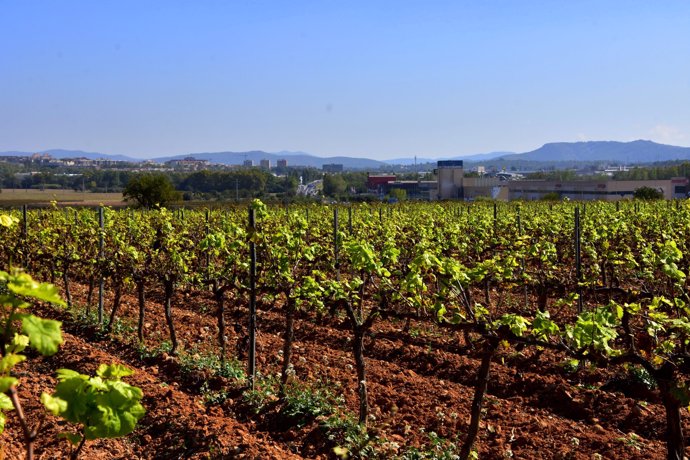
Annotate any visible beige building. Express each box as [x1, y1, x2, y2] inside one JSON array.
[[436, 161, 464, 199], [463, 177, 509, 200], [507, 178, 687, 201]]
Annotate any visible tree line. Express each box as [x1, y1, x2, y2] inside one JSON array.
[[0, 166, 324, 199]]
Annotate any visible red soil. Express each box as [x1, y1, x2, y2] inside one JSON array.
[[2, 282, 680, 459]]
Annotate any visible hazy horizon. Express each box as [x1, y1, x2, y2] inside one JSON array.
[[0, 145, 507, 160], [2, 1, 689, 160]]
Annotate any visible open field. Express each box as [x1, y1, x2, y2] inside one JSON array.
[[0, 188, 125, 207]]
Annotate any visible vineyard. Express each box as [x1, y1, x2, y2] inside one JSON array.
[[1, 200, 690, 459]]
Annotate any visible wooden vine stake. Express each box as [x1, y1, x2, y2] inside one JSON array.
[[575, 206, 583, 313], [98, 206, 105, 323], [248, 206, 257, 389], [334, 207, 340, 281]]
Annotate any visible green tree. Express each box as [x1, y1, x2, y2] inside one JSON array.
[[322, 174, 346, 197], [389, 188, 407, 201], [123, 174, 181, 208], [633, 186, 664, 200]]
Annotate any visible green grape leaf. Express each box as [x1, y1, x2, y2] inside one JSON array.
[[97, 363, 134, 380], [474, 304, 489, 320], [624, 302, 641, 315], [333, 446, 349, 459], [0, 393, 13, 410], [0, 377, 18, 393], [0, 294, 29, 309], [0, 353, 26, 373], [497, 314, 531, 337], [566, 307, 619, 355], [21, 315, 63, 356], [0, 411, 5, 434], [0, 214, 18, 228], [56, 368, 83, 382], [435, 303, 447, 322], [6, 272, 66, 306], [41, 393, 68, 415], [450, 311, 466, 324], [532, 311, 560, 339], [669, 318, 690, 335], [50, 367, 145, 440], [7, 333, 30, 354], [86, 388, 145, 439], [249, 199, 268, 219], [52, 376, 90, 423]]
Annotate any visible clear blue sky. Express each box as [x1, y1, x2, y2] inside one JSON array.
[[2, 1, 689, 159]]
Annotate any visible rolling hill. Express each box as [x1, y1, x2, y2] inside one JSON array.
[[496, 140, 690, 163]]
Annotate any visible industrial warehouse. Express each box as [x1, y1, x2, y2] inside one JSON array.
[[367, 161, 689, 201]]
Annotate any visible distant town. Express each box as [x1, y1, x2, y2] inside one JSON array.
[[2, 148, 690, 204]]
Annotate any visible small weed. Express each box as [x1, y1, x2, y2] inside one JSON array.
[[70, 304, 135, 337], [616, 432, 642, 451], [627, 365, 656, 390], [242, 374, 280, 413], [73, 305, 100, 325], [200, 381, 233, 406], [408, 327, 423, 339], [178, 349, 246, 382], [322, 413, 380, 459], [242, 375, 342, 423], [137, 340, 173, 360], [577, 383, 598, 390], [398, 429, 461, 460], [110, 317, 136, 335], [217, 359, 247, 380], [281, 380, 343, 426]]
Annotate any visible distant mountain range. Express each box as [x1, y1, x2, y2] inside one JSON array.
[[385, 141, 690, 165], [498, 140, 690, 163], [2, 140, 690, 169]]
